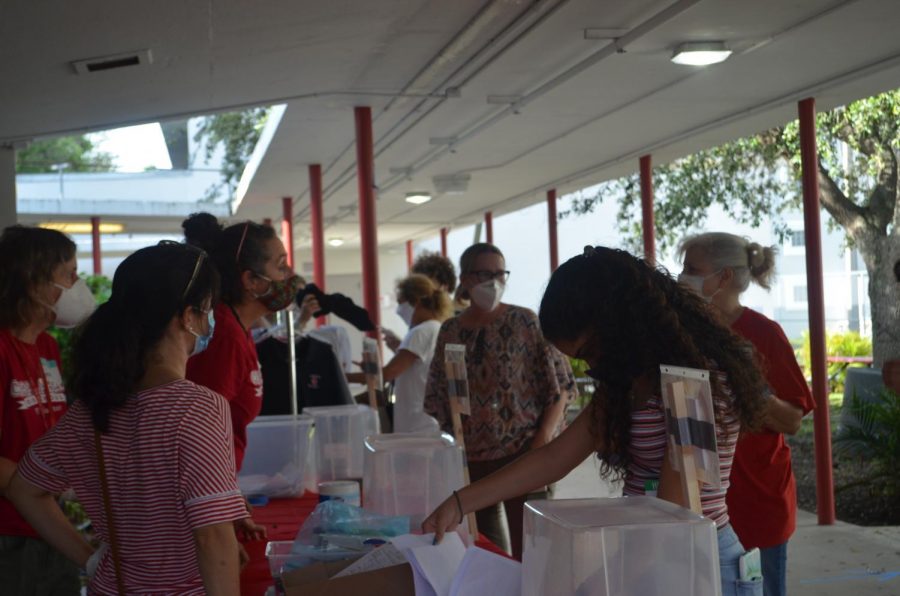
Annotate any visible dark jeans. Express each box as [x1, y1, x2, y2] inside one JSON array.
[[468, 449, 550, 561], [0, 535, 81, 596], [761, 542, 787, 596]]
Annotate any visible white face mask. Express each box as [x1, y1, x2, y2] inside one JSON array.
[[470, 279, 505, 312], [396, 302, 415, 327], [51, 278, 96, 328], [677, 271, 722, 304]]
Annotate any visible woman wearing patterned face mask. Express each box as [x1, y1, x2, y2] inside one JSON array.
[[0, 225, 92, 594], [423, 243, 576, 559]]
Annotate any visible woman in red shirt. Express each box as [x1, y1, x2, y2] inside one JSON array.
[[0, 225, 95, 594], [679, 232, 815, 596]]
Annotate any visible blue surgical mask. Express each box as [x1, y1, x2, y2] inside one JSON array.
[[188, 310, 216, 356]]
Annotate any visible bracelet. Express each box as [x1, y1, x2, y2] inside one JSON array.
[[452, 490, 464, 524]]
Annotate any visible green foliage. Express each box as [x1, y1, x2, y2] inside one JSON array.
[[798, 330, 872, 393], [193, 107, 270, 200], [16, 135, 114, 173], [834, 389, 900, 495], [568, 357, 590, 379], [47, 274, 112, 375]]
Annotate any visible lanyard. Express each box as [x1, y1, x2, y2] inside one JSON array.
[[10, 340, 57, 431]]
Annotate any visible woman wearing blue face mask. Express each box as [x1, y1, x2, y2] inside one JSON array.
[[7, 241, 251, 595]]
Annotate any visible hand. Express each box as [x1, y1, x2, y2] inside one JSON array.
[[234, 516, 267, 542], [299, 294, 320, 326], [381, 327, 401, 352], [238, 542, 250, 570], [421, 495, 463, 545]]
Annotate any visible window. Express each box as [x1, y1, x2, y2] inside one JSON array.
[[793, 285, 808, 302], [790, 230, 805, 248]]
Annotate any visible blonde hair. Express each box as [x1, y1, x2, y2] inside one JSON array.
[[396, 274, 452, 322], [679, 232, 777, 291]]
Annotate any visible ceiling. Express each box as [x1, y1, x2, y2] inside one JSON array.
[[3, 0, 900, 250]]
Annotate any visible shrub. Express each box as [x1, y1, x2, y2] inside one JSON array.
[[798, 330, 872, 393], [834, 389, 900, 496]]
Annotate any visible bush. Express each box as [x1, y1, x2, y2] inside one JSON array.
[[834, 389, 900, 496], [798, 330, 872, 393]]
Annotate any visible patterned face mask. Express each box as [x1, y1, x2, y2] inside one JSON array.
[[253, 273, 303, 313]]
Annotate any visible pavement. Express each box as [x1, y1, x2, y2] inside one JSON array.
[[554, 456, 900, 595]]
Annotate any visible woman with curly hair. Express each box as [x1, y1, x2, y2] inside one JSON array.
[[424, 246, 767, 596]]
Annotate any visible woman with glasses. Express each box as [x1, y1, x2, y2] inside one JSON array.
[[423, 243, 575, 559], [0, 225, 93, 594], [8, 242, 248, 595]]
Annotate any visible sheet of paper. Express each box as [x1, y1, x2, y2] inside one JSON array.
[[391, 534, 438, 596], [449, 546, 521, 596], [407, 532, 467, 596], [332, 543, 408, 578]]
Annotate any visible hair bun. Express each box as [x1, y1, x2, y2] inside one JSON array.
[[182, 212, 223, 253], [747, 243, 765, 269]]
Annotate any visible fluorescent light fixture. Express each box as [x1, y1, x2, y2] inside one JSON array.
[[40, 222, 125, 234], [671, 41, 732, 66], [328, 237, 345, 247], [405, 191, 432, 205]]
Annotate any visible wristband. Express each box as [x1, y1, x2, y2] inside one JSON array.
[[452, 490, 464, 524]]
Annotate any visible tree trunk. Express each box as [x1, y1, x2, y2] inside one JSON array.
[[862, 233, 900, 367]]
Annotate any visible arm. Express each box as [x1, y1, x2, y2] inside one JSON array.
[[763, 396, 804, 435], [423, 408, 598, 542], [532, 396, 567, 449], [346, 350, 419, 385], [7, 473, 93, 568], [194, 521, 241, 596], [0, 457, 15, 496]]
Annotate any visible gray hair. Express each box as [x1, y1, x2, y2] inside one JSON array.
[[678, 232, 777, 291]]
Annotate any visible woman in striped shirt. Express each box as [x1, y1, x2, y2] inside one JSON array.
[[424, 246, 768, 596], [8, 242, 248, 595]]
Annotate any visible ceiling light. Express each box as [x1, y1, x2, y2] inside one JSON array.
[[671, 42, 732, 66], [328, 237, 345, 247], [40, 222, 125, 234], [405, 191, 432, 205]]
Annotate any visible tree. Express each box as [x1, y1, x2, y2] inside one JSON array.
[[566, 88, 900, 366], [193, 107, 269, 200], [16, 135, 114, 173]]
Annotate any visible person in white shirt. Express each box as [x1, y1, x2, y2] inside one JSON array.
[[348, 274, 452, 432]]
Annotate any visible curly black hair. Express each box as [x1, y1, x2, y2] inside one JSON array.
[[412, 251, 457, 293], [539, 246, 768, 477]]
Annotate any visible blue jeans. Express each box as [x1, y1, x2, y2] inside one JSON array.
[[718, 524, 763, 596], [761, 542, 787, 596]]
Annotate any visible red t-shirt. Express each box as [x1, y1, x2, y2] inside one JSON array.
[[0, 330, 68, 537], [727, 308, 816, 548], [18, 380, 247, 594], [186, 303, 263, 471]]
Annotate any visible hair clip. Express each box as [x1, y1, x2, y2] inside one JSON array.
[[583, 245, 597, 258]]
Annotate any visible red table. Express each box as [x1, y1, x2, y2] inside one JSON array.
[[240, 493, 508, 595]]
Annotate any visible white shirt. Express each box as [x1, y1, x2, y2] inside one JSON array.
[[394, 320, 442, 433]]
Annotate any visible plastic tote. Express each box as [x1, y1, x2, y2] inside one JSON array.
[[238, 414, 313, 498], [304, 404, 380, 484]]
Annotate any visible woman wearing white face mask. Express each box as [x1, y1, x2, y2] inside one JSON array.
[[348, 274, 451, 432], [0, 225, 89, 594], [679, 232, 815, 596], [423, 243, 576, 559]]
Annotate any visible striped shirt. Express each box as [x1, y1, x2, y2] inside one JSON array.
[[18, 380, 248, 595], [625, 373, 740, 529]]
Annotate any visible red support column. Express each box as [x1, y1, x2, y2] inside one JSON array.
[[485, 211, 494, 244], [355, 107, 381, 339], [90, 216, 101, 275], [281, 197, 294, 269], [798, 98, 835, 525], [440, 227, 448, 258], [406, 240, 414, 272], [309, 164, 327, 327], [639, 155, 655, 265], [547, 189, 559, 272]]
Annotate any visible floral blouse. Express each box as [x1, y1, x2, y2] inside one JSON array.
[[424, 305, 576, 461]]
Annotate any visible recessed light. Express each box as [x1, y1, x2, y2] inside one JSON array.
[[328, 237, 345, 247], [40, 222, 124, 234], [405, 191, 432, 205], [671, 42, 732, 66]]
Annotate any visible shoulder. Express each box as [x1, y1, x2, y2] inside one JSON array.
[[503, 305, 539, 327]]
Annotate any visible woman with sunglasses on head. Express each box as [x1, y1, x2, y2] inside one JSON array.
[[0, 225, 94, 594], [423, 243, 575, 559], [7, 242, 247, 595], [424, 247, 767, 596]]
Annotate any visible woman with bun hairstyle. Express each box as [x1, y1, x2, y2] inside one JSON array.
[[182, 213, 301, 472], [679, 232, 814, 596], [348, 274, 452, 432]]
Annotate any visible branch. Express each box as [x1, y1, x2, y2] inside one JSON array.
[[870, 147, 898, 232], [816, 160, 870, 240]]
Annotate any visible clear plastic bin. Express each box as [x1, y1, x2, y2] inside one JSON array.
[[523, 497, 721, 596], [362, 432, 465, 533], [265, 540, 300, 579], [238, 414, 313, 498], [304, 405, 380, 484]]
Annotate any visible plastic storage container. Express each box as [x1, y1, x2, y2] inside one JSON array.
[[304, 404, 380, 484], [523, 497, 720, 596], [362, 432, 465, 532], [238, 414, 313, 498]]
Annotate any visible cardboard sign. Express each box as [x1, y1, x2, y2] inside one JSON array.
[[443, 343, 478, 538], [283, 558, 415, 596]]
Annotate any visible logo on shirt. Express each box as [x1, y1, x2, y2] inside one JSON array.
[[308, 374, 321, 390], [251, 367, 263, 399], [12, 358, 66, 411]]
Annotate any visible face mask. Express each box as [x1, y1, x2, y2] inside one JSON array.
[[470, 279, 504, 312], [677, 271, 721, 304], [188, 310, 216, 356], [51, 278, 96, 328], [396, 302, 415, 327], [254, 274, 303, 312]]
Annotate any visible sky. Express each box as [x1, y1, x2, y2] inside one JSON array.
[[88, 123, 172, 172]]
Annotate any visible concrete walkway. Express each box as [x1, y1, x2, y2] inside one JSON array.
[[554, 456, 900, 595]]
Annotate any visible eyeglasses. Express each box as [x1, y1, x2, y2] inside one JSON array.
[[158, 240, 207, 300], [468, 270, 510, 283]]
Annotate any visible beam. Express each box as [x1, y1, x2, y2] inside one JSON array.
[[798, 97, 835, 526], [91, 216, 101, 275], [639, 155, 655, 265], [440, 227, 448, 258], [0, 146, 16, 231], [355, 107, 381, 339], [485, 211, 494, 244], [406, 240, 414, 272], [309, 164, 327, 327], [282, 197, 294, 269], [547, 189, 558, 272]]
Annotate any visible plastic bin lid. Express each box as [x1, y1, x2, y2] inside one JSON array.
[[303, 404, 373, 417], [365, 431, 455, 452], [249, 414, 313, 428], [525, 497, 708, 530]]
